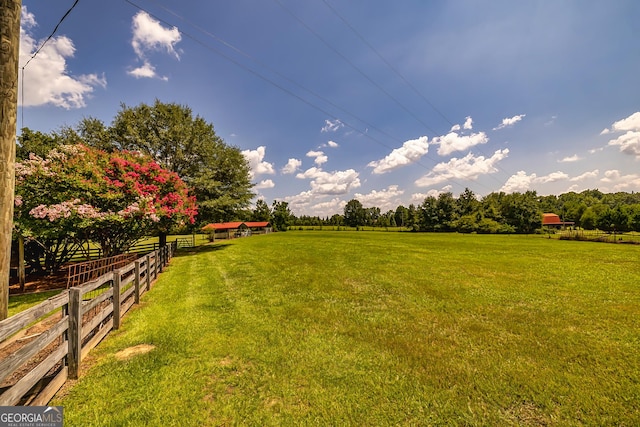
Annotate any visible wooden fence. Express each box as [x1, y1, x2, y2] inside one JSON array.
[[0, 242, 176, 406]]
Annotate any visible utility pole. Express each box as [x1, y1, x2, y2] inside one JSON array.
[[0, 0, 21, 320]]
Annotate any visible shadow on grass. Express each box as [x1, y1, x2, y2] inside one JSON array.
[[173, 242, 231, 258]]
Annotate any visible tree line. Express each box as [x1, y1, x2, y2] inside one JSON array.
[[252, 189, 640, 234], [15, 100, 254, 274]]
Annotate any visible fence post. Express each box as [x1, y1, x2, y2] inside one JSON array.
[[68, 287, 82, 380], [113, 270, 121, 330], [159, 247, 165, 273], [155, 250, 161, 276], [145, 254, 151, 291], [134, 260, 141, 304]]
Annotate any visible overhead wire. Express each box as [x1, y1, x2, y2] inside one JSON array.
[[20, 0, 82, 129], [316, 0, 517, 187], [125, 0, 490, 193], [319, 0, 455, 129], [271, 0, 442, 138], [271, 0, 509, 191]]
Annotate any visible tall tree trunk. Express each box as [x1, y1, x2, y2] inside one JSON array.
[[159, 232, 167, 247], [0, 0, 21, 319]]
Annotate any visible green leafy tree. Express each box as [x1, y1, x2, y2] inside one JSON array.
[[456, 188, 480, 217], [406, 204, 421, 231], [436, 192, 457, 231], [16, 128, 63, 160], [15, 145, 196, 269], [343, 199, 366, 227], [394, 205, 408, 228], [252, 199, 272, 222], [271, 201, 292, 231], [418, 196, 438, 231], [91, 100, 254, 225]]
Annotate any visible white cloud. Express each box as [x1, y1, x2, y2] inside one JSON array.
[[327, 140, 339, 148], [415, 149, 509, 187], [255, 179, 275, 189], [463, 116, 473, 130], [559, 154, 581, 163], [129, 11, 181, 80], [284, 192, 346, 217], [353, 185, 405, 211], [411, 186, 452, 204], [570, 169, 599, 182], [602, 112, 640, 158], [450, 124, 461, 132], [131, 11, 181, 59], [368, 136, 429, 174], [493, 114, 526, 130], [434, 131, 488, 156], [609, 112, 640, 132], [499, 170, 569, 193], [542, 171, 570, 182], [306, 150, 328, 166], [296, 167, 361, 195], [242, 146, 275, 178], [601, 169, 640, 191], [128, 61, 164, 80], [321, 119, 344, 133], [19, 7, 106, 109], [500, 171, 535, 193], [608, 131, 640, 158], [282, 158, 302, 174]]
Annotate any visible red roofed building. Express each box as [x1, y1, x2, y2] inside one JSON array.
[[542, 213, 574, 229]]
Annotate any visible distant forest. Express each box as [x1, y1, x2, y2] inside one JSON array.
[[279, 189, 640, 234]]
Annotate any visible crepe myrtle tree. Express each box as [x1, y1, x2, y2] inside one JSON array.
[[14, 144, 196, 271]]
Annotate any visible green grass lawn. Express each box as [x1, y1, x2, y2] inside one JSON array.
[[53, 232, 640, 426], [8, 290, 63, 317]]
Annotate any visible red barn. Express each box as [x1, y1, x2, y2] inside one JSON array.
[[542, 213, 574, 229]]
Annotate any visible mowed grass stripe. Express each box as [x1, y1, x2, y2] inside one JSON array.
[[54, 232, 640, 426]]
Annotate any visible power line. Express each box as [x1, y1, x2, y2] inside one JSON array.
[[21, 0, 81, 70], [20, 0, 81, 129], [319, 0, 455, 129], [125, 0, 494, 193], [272, 0, 442, 138], [317, 0, 516, 186]]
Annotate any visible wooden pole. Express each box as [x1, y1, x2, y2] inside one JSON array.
[[0, 0, 21, 320]]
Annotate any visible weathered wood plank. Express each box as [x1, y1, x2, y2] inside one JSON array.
[[112, 270, 121, 330], [134, 260, 141, 305], [120, 273, 135, 288], [0, 292, 68, 342], [29, 366, 68, 406], [82, 287, 113, 313], [0, 344, 67, 406], [81, 306, 113, 341], [67, 288, 81, 380], [119, 262, 136, 277], [0, 317, 68, 385], [121, 298, 135, 317], [81, 319, 113, 361], [77, 272, 114, 295], [121, 283, 135, 303]]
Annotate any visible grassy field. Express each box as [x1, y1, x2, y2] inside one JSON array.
[[8, 290, 62, 317], [53, 232, 640, 425]]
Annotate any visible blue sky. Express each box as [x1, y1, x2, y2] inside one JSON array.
[[18, 0, 640, 217]]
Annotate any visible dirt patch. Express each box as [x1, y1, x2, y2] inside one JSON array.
[[114, 344, 156, 360], [9, 271, 68, 295]]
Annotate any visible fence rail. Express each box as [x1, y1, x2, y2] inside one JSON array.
[[0, 242, 176, 406]]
